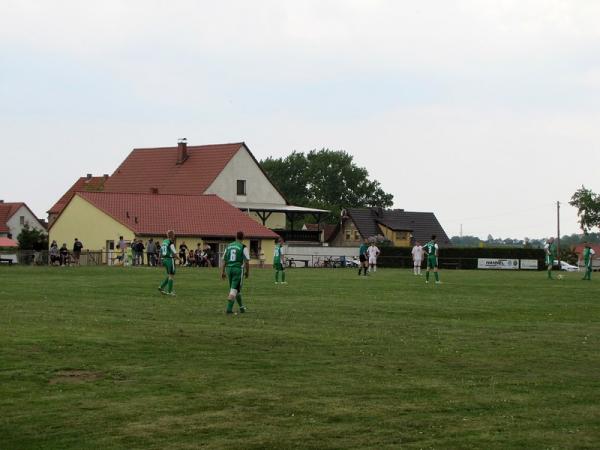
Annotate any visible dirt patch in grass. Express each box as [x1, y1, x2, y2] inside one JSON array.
[[49, 370, 104, 384]]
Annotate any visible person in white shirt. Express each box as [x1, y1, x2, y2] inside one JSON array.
[[367, 243, 380, 272], [411, 241, 423, 275]]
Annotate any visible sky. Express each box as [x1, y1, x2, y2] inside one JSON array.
[[1, 0, 599, 239]]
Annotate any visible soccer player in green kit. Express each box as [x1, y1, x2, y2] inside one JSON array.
[[358, 239, 369, 276], [423, 235, 440, 284], [544, 237, 557, 279], [581, 242, 595, 281], [158, 230, 180, 296], [274, 237, 287, 284], [221, 231, 250, 314]]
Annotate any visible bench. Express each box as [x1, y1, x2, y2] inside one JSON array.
[[0, 254, 18, 265]]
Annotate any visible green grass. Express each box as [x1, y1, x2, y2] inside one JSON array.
[[1, 266, 599, 449]]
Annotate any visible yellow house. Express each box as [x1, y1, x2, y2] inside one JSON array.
[[330, 207, 450, 247], [49, 192, 279, 266], [49, 141, 329, 243]]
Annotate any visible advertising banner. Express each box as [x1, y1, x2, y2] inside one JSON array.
[[520, 259, 539, 270], [477, 258, 519, 269]]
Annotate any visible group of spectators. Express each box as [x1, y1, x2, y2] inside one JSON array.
[[116, 237, 216, 267], [178, 242, 215, 267], [49, 238, 83, 266]]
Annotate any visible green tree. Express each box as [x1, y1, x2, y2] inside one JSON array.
[[261, 149, 394, 221], [17, 225, 48, 251], [569, 186, 600, 232]]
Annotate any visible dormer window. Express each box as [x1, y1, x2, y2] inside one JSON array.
[[237, 180, 246, 196]]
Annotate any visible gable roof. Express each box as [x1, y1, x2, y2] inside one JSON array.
[[48, 176, 108, 215], [346, 208, 451, 245], [53, 192, 279, 239], [103, 143, 244, 195], [0, 203, 24, 232]]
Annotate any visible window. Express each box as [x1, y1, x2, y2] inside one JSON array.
[[19, 216, 25, 225], [345, 230, 351, 240], [249, 239, 259, 258], [237, 180, 247, 196], [354, 231, 360, 240]]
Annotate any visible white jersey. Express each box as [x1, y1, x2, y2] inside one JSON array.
[[412, 245, 423, 261], [367, 246, 380, 258]]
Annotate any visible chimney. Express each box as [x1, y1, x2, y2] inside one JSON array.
[[86, 173, 92, 180], [103, 174, 109, 179], [176, 138, 188, 164], [0, 200, 3, 203]]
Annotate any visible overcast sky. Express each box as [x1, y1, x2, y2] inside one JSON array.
[[2, 0, 599, 239]]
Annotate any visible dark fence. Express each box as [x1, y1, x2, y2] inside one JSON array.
[[379, 247, 546, 270]]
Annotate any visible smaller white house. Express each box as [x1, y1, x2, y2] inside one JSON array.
[[0, 201, 46, 239]]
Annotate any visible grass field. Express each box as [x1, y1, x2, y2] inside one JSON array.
[[1, 266, 599, 449]]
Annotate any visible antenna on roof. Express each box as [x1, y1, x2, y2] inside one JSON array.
[[178, 138, 187, 143]]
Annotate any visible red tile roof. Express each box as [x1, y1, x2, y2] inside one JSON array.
[[48, 176, 108, 215], [0, 202, 25, 233], [0, 237, 18, 247], [103, 143, 243, 195], [60, 192, 279, 239], [573, 244, 600, 255]]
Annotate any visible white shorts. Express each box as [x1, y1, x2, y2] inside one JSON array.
[[369, 256, 377, 264], [413, 259, 422, 266]]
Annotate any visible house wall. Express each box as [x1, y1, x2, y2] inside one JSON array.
[[49, 195, 135, 251], [247, 211, 286, 229], [6, 205, 46, 238], [330, 219, 363, 247], [205, 146, 286, 205], [378, 224, 411, 247]]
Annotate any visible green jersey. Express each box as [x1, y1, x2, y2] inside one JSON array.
[[359, 244, 368, 256], [584, 247, 595, 264], [424, 240, 438, 256], [224, 241, 248, 268], [273, 244, 284, 265], [545, 242, 557, 258], [161, 239, 176, 258]]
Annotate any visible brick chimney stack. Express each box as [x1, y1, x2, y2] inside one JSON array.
[[176, 138, 188, 164]]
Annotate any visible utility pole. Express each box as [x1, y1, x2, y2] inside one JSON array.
[[557, 201, 561, 266], [460, 224, 463, 238]]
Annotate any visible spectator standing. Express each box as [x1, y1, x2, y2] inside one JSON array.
[[49, 241, 59, 265], [179, 242, 188, 266], [195, 244, 203, 267], [72, 238, 83, 266], [118, 236, 126, 264], [136, 240, 145, 266], [146, 239, 156, 266], [59, 243, 69, 266]]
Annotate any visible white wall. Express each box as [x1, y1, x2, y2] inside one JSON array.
[[6, 205, 46, 238], [205, 145, 286, 205], [284, 245, 359, 267]]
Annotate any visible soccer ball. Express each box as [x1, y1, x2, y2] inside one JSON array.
[[557, 274, 563, 280]]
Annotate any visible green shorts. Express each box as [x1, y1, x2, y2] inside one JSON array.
[[427, 255, 438, 269], [274, 262, 284, 271], [545, 256, 554, 267], [163, 258, 176, 275], [226, 266, 244, 292]]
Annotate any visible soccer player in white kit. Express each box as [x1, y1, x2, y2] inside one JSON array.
[[411, 241, 423, 275], [367, 242, 380, 272]]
